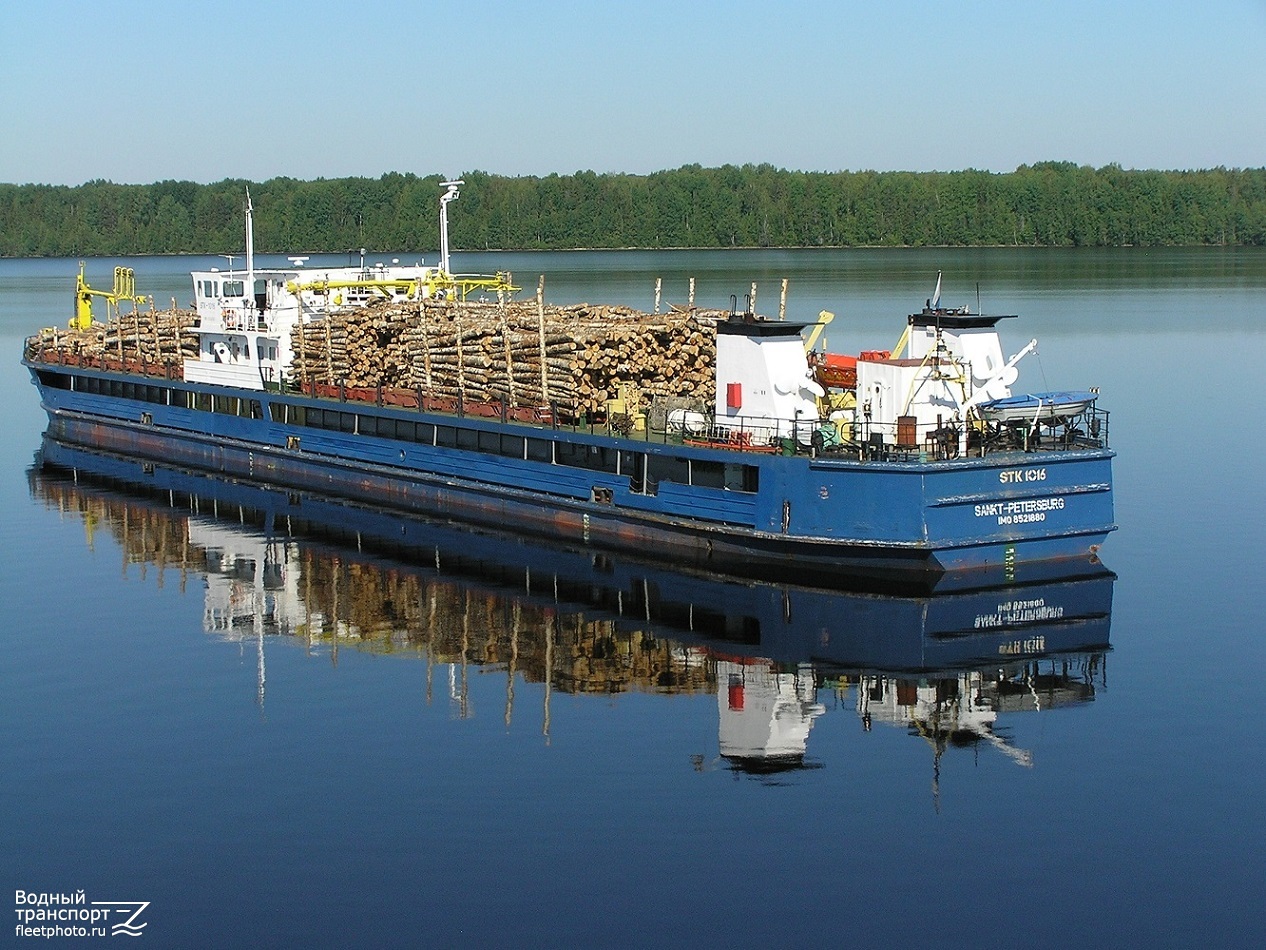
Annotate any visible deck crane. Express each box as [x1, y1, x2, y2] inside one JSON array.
[[71, 262, 149, 330]]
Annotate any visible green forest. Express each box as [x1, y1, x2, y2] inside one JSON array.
[[2, 163, 1264, 257]]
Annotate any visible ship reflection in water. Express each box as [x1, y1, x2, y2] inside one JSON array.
[[30, 435, 1111, 784]]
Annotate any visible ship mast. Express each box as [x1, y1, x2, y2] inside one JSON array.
[[245, 188, 255, 292], [438, 179, 463, 276]]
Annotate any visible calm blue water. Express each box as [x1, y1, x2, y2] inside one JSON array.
[[3, 248, 1265, 948]]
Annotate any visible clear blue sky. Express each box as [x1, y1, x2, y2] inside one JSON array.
[[3, 0, 1263, 185]]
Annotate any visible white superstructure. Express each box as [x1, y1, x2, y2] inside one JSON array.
[[855, 303, 1036, 454], [185, 256, 448, 390], [183, 185, 513, 391], [713, 316, 825, 441]]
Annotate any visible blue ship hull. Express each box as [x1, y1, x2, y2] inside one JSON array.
[[27, 362, 1115, 586]]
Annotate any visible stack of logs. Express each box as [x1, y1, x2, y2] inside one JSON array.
[[290, 298, 726, 413], [26, 295, 730, 416], [25, 307, 199, 368]]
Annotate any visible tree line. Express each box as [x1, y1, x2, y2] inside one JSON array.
[[1, 162, 1263, 257]]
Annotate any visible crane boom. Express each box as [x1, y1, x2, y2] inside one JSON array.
[[71, 262, 148, 330]]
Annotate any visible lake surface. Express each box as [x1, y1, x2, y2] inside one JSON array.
[[3, 247, 1264, 948]]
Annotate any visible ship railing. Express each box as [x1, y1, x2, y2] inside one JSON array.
[[752, 405, 1110, 461], [847, 406, 1109, 461], [217, 308, 268, 332], [282, 382, 808, 452], [28, 355, 1102, 461], [976, 404, 1110, 456], [24, 343, 185, 380], [664, 413, 795, 451]]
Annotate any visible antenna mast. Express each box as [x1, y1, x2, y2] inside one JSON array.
[[439, 179, 464, 275], [245, 188, 255, 289]]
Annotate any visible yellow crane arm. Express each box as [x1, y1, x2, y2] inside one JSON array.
[[890, 324, 911, 360], [286, 271, 520, 304], [803, 310, 835, 352], [286, 278, 422, 296], [71, 262, 147, 330]]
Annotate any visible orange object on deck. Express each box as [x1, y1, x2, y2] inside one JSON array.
[[814, 352, 859, 389]]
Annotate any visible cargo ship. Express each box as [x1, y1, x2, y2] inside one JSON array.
[[23, 184, 1114, 586]]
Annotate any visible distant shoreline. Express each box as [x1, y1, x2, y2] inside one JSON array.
[[7, 243, 1264, 262], [3, 163, 1263, 256]]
